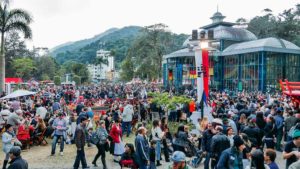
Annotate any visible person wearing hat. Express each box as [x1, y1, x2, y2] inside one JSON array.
[[0, 105, 10, 130], [2, 124, 22, 169], [51, 112, 67, 156], [217, 135, 245, 169], [6, 109, 24, 128], [7, 146, 28, 169], [283, 129, 300, 169], [92, 120, 108, 169], [168, 151, 189, 169]]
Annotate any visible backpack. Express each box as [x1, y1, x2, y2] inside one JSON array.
[[90, 131, 100, 145]]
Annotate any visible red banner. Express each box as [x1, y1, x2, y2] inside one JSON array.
[[202, 49, 209, 98], [5, 78, 23, 83]]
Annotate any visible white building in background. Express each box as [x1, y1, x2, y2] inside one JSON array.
[[33, 47, 49, 57], [88, 49, 115, 82]]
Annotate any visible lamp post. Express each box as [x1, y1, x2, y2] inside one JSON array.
[[194, 40, 209, 119]]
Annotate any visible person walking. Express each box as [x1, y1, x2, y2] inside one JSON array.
[[73, 117, 90, 169], [7, 146, 28, 169], [151, 119, 164, 166], [135, 127, 150, 169], [92, 120, 108, 169], [51, 112, 67, 156]]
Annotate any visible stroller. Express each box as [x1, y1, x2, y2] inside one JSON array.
[[188, 150, 205, 168]]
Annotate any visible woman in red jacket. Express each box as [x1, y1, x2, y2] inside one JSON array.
[[17, 120, 34, 150], [110, 117, 125, 162]]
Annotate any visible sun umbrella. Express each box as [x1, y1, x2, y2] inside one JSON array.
[[1, 90, 37, 99]]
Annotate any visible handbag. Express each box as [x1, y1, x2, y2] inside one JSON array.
[[105, 142, 110, 152], [90, 131, 100, 145]]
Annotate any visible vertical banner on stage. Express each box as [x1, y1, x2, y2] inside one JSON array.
[[194, 47, 203, 103], [202, 49, 209, 99]]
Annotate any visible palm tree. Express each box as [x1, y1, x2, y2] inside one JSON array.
[[0, 0, 33, 93]]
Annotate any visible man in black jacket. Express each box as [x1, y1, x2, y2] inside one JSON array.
[[73, 117, 90, 169], [210, 123, 230, 169], [202, 123, 214, 169], [7, 146, 28, 169]]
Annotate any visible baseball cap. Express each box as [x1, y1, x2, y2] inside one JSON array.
[[9, 146, 21, 156], [171, 151, 186, 162], [292, 129, 300, 139]]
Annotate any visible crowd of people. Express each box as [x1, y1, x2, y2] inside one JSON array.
[[0, 83, 300, 169]]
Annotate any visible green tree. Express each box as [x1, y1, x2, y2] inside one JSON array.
[[122, 23, 188, 81], [73, 75, 81, 85], [60, 61, 90, 84], [247, 4, 300, 46], [120, 56, 134, 81], [53, 76, 61, 85], [5, 31, 32, 77], [94, 54, 108, 79], [12, 58, 35, 80], [0, 0, 33, 92], [35, 56, 56, 80]]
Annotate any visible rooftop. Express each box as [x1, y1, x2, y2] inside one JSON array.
[[221, 37, 300, 56]]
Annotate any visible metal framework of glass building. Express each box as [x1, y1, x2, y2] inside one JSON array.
[[163, 11, 300, 92]]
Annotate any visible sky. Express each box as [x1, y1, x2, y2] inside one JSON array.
[[10, 0, 300, 49]]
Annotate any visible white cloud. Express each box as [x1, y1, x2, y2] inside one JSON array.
[[10, 0, 299, 49]]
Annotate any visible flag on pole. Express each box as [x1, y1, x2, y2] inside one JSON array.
[[195, 47, 203, 103], [202, 49, 209, 101]]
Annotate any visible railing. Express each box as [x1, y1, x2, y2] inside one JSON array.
[[279, 79, 300, 95]]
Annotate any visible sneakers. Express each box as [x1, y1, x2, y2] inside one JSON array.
[[60, 152, 64, 156]]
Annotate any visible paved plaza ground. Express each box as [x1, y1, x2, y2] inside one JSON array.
[[0, 137, 287, 169]]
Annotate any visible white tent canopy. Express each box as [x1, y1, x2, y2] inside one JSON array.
[[1, 90, 36, 99]]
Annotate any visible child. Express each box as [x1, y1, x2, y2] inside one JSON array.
[[264, 149, 279, 169], [149, 140, 157, 169]]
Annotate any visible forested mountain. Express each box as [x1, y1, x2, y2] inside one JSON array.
[[51, 26, 142, 65], [51, 26, 189, 69], [51, 28, 118, 57]]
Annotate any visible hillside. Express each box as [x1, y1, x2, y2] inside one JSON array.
[[51, 27, 119, 57], [52, 26, 142, 65], [51, 26, 189, 67]]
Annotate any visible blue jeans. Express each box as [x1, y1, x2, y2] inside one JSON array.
[[139, 163, 148, 169], [51, 135, 64, 155], [149, 161, 156, 169], [73, 148, 88, 169], [204, 152, 210, 169], [122, 121, 131, 136], [155, 141, 161, 161]]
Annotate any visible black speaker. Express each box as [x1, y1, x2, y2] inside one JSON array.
[[200, 30, 206, 39], [208, 29, 214, 40], [192, 30, 198, 40]]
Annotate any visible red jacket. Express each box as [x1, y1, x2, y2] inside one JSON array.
[[110, 123, 122, 143], [17, 125, 34, 141]]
